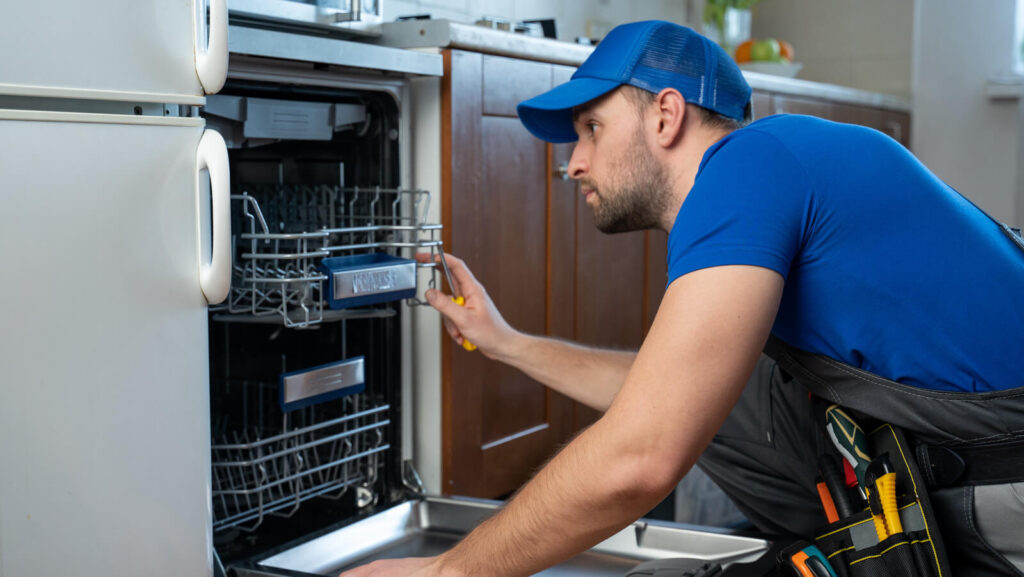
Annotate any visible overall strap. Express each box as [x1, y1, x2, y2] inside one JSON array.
[[999, 222, 1024, 252], [763, 335, 1024, 487]]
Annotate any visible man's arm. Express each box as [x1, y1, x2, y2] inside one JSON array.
[[485, 334, 635, 412], [423, 253, 635, 411], [347, 264, 784, 577]]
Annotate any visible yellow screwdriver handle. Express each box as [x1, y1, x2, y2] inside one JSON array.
[[452, 296, 476, 351]]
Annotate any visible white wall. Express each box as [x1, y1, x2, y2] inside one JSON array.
[[912, 0, 1023, 226], [384, 0, 694, 43], [750, 0, 914, 97]]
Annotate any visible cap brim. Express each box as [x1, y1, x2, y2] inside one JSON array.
[[517, 77, 623, 143]]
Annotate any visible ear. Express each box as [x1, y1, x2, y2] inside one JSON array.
[[652, 88, 686, 148]]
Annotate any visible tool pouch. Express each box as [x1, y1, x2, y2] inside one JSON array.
[[780, 423, 952, 577]]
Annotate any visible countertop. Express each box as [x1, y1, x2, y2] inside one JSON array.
[[375, 20, 910, 113]]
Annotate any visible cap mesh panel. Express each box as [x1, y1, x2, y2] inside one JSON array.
[[630, 23, 751, 121]]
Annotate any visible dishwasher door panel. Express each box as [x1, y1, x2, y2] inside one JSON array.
[[237, 497, 768, 577]]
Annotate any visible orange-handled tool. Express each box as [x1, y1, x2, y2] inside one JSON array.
[[815, 476, 840, 524], [436, 246, 476, 351]]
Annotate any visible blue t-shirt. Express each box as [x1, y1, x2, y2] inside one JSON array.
[[667, 114, 1023, 392]]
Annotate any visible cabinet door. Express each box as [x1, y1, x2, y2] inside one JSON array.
[[443, 51, 574, 497], [443, 54, 670, 497]]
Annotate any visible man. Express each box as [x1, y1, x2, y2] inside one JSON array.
[[344, 20, 1024, 577]]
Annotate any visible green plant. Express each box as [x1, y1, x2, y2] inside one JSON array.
[[703, 0, 761, 41]]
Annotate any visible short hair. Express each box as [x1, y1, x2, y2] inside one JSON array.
[[620, 85, 748, 131]]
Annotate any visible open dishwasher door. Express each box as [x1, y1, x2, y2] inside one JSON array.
[[230, 497, 769, 577]]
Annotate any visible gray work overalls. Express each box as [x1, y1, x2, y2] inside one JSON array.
[[697, 225, 1024, 576]]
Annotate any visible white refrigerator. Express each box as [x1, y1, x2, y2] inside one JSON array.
[[0, 2, 230, 575]]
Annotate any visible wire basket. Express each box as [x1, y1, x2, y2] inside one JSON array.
[[214, 185, 442, 329], [211, 394, 390, 533]]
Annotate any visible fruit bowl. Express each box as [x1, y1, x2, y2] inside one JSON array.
[[739, 61, 804, 78]]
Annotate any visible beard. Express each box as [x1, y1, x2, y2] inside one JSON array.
[[583, 128, 671, 234]]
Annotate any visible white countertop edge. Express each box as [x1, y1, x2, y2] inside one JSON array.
[[379, 20, 910, 112], [742, 71, 910, 111]]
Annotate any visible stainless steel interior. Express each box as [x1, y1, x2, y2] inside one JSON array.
[[242, 497, 769, 577]]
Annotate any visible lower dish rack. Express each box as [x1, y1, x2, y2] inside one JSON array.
[[212, 185, 442, 329], [211, 391, 390, 533]]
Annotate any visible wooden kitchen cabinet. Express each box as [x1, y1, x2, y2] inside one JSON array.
[[758, 91, 911, 148], [441, 51, 665, 498]]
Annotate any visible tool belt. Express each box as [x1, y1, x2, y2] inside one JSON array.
[[763, 336, 1024, 577], [778, 416, 952, 577]]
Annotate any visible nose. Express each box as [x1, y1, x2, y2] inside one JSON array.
[[567, 142, 588, 180]]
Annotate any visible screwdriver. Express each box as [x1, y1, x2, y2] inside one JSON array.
[[825, 404, 890, 540], [815, 475, 840, 524], [824, 404, 871, 495], [436, 245, 476, 351], [818, 454, 855, 519], [787, 544, 838, 577]]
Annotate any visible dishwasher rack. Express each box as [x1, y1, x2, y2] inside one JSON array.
[[211, 391, 390, 533], [213, 185, 442, 329]]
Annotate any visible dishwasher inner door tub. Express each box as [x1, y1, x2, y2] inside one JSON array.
[[232, 496, 769, 577]]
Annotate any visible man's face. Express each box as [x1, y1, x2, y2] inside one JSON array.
[[569, 89, 670, 234]]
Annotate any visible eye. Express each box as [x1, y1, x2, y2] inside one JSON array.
[[586, 122, 598, 137]]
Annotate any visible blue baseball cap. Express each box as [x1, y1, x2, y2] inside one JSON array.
[[517, 20, 752, 143]]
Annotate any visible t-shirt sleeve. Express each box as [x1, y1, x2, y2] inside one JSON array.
[[667, 129, 814, 286]]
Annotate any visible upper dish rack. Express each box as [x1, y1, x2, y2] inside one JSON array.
[[212, 185, 442, 329]]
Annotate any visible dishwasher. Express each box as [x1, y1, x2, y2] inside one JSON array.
[[207, 20, 772, 577]]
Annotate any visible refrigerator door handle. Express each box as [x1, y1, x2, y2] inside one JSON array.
[[195, 0, 228, 94], [197, 129, 232, 304]]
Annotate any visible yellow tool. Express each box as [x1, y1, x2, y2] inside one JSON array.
[[436, 245, 476, 351], [866, 455, 903, 537]]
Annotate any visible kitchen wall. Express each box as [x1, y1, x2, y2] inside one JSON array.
[[912, 0, 1023, 227], [383, 0, 694, 43], [750, 0, 914, 97]]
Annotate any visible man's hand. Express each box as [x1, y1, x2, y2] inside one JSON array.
[[338, 556, 449, 577], [418, 252, 519, 359]]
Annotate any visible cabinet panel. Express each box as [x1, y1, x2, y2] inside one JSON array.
[[773, 95, 836, 120], [479, 115, 549, 444], [444, 51, 573, 497], [548, 64, 579, 446], [645, 230, 668, 332], [769, 94, 911, 149], [549, 66, 577, 345], [884, 110, 911, 147], [443, 49, 486, 495], [483, 55, 554, 118], [574, 201, 646, 429], [574, 214, 646, 350], [751, 91, 773, 121]]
